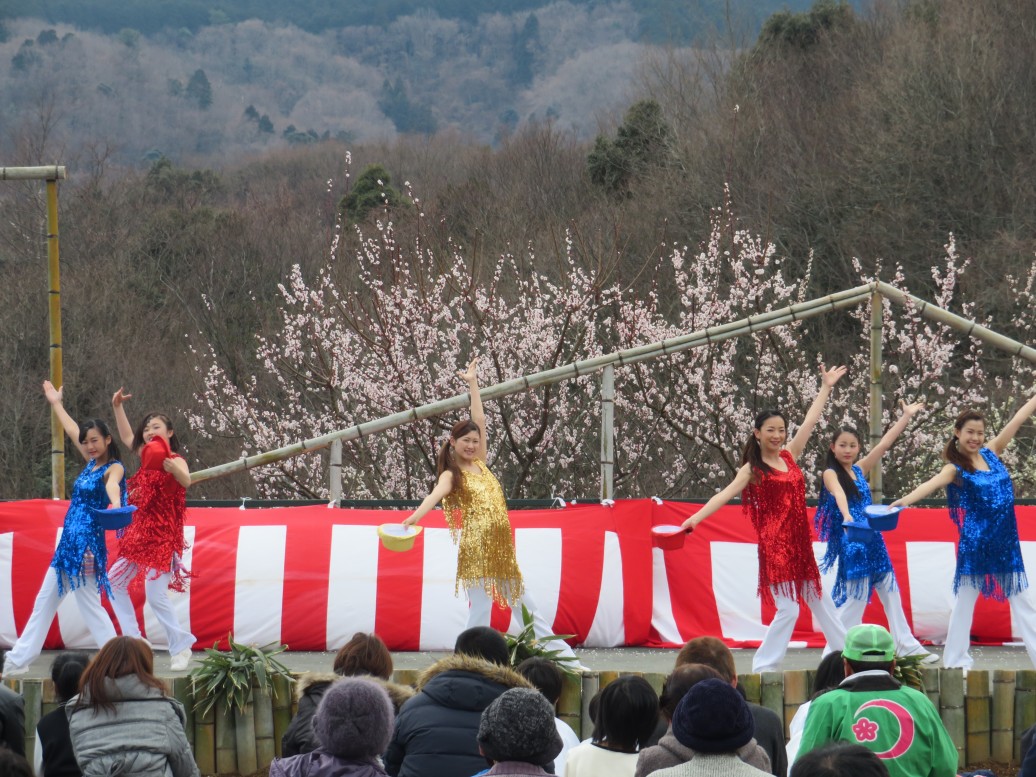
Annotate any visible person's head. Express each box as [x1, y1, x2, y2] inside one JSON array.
[[659, 663, 724, 721], [825, 427, 863, 501], [51, 651, 91, 703], [811, 650, 846, 700], [792, 742, 890, 776], [591, 676, 659, 752], [671, 677, 754, 755], [944, 409, 985, 472], [478, 688, 563, 766], [132, 412, 181, 452], [79, 419, 120, 464], [742, 410, 787, 476], [454, 626, 509, 666], [516, 657, 564, 706], [0, 750, 33, 777], [76, 636, 165, 713], [842, 624, 896, 676], [313, 677, 394, 760], [675, 636, 737, 685], [332, 632, 393, 680], [436, 418, 481, 488]]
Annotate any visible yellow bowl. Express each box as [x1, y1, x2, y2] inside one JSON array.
[[378, 523, 423, 552]]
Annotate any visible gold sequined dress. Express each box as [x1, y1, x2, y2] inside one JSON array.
[[441, 459, 525, 606]]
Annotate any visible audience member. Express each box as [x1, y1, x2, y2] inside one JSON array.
[[791, 742, 889, 776], [675, 637, 787, 777], [645, 678, 770, 777], [0, 650, 25, 758], [516, 658, 580, 774], [283, 632, 413, 757], [384, 626, 532, 777], [0, 750, 33, 777], [785, 651, 845, 767], [66, 636, 199, 777], [476, 688, 563, 777], [35, 651, 90, 777], [564, 676, 658, 777], [270, 677, 394, 777], [796, 625, 957, 777], [636, 664, 770, 777]]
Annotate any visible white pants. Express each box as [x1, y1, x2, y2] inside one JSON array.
[[753, 586, 846, 673], [466, 584, 579, 661], [837, 575, 926, 656], [944, 585, 1036, 669], [4, 568, 116, 670], [108, 559, 195, 655]]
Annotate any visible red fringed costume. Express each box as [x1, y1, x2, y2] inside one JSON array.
[[114, 436, 191, 593], [741, 449, 822, 606]]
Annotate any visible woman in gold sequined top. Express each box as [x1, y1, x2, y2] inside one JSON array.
[[403, 358, 583, 667]]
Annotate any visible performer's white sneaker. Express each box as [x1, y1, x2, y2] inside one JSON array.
[[170, 649, 193, 671]]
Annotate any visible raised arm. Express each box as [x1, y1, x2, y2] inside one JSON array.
[[43, 381, 88, 462], [988, 392, 1036, 456], [111, 388, 136, 450], [786, 365, 847, 461], [889, 463, 958, 507], [458, 358, 488, 461], [680, 464, 753, 531], [822, 469, 854, 524], [857, 400, 925, 475], [403, 471, 455, 527]]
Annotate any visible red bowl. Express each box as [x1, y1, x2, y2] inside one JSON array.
[[652, 524, 687, 550]]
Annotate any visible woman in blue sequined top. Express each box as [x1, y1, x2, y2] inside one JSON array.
[[815, 400, 934, 662], [892, 396, 1036, 669], [2, 382, 125, 676]]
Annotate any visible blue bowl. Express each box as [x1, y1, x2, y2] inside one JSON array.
[[863, 504, 901, 531], [842, 520, 876, 544], [90, 505, 137, 530]]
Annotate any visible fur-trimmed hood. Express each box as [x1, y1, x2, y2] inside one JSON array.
[[293, 672, 415, 713], [415, 654, 533, 693]]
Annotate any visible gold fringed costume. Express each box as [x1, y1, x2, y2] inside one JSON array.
[[442, 459, 525, 607]]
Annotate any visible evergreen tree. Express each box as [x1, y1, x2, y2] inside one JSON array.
[[186, 68, 213, 110]]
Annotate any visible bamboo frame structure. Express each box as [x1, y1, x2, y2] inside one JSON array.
[[869, 290, 884, 500], [600, 365, 615, 499], [2, 165, 68, 498]]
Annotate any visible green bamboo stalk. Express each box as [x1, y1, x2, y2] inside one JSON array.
[[992, 670, 1015, 764], [271, 674, 294, 759], [738, 673, 762, 705], [965, 670, 991, 765], [760, 672, 783, 721], [19, 680, 43, 765], [1014, 670, 1036, 762], [234, 701, 259, 776], [557, 670, 582, 741], [253, 686, 276, 769], [171, 678, 195, 750], [215, 700, 237, 775], [193, 695, 217, 776], [940, 669, 966, 769], [783, 670, 809, 739], [922, 667, 941, 712], [580, 673, 600, 740]]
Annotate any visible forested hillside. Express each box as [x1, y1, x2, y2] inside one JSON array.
[[1, 0, 1035, 501]]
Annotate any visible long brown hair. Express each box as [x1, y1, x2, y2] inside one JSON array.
[[742, 410, 787, 479], [75, 636, 167, 713], [944, 409, 984, 473], [436, 419, 480, 495], [332, 632, 393, 679]]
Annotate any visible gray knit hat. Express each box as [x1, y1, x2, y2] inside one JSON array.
[[478, 688, 563, 766], [313, 677, 394, 759]]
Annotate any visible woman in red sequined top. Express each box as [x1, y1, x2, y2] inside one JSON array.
[[106, 388, 196, 672], [680, 366, 848, 672]]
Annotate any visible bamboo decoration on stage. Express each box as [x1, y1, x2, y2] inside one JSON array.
[[965, 669, 992, 764], [992, 670, 1016, 764], [1015, 670, 1036, 762], [940, 668, 966, 768]]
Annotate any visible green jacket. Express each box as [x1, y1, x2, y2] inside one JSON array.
[[797, 670, 958, 777]]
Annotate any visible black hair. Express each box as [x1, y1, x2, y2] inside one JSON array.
[[659, 663, 723, 720], [132, 412, 182, 453], [810, 651, 845, 700], [823, 427, 863, 503], [79, 419, 120, 463], [741, 410, 787, 479], [944, 409, 984, 474], [516, 657, 564, 705], [792, 742, 890, 777], [51, 651, 91, 702], [454, 626, 509, 666], [591, 675, 659, 753], [0, 750, 34, 777], [846, 657, 895, 676]]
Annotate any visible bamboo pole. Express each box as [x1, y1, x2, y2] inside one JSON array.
[[0, 166, 66, 180], [922, 667, 941, 711], [992, 670, 1016, 764], [171, 677, 195, 750], [214, 700, 237, 775], [234, 699, 259, 776], [876, 281, 1036, 364], [192, 284, 876, 484], [46, 178, 64, 499], [1015, 671, 1036, 762], [253, 686, 276, 769], [868, 290, 884, 501], [557, 670, 582, 743], [739, 673, 762, 705], [580, 673, 600, 739], [19, 679, 42, 763], [600, 365, 615, 499], [760, 671, 783, 721], [941, 668, 966, 769], [193, 697, 217, 775], [329, 439, 342, 503], [271, 674, 294, 759], [783, 670, 809, 739], [965, 670, 991, 765]]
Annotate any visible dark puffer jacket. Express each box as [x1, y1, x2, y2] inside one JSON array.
[[282, 674, 415, 758], [383, 655, 532, 777]]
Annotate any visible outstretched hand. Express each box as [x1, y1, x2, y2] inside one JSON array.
[[457, 357, 478, 384], [821, 365, 847, 388], [112, 387, 133, 408], [899, 399, 925, 418], [42, 380, 63, 405]]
